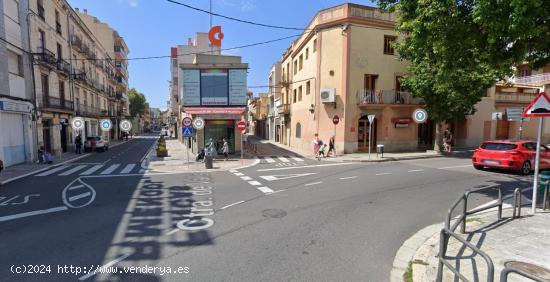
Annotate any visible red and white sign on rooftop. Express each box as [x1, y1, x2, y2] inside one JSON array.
[[522, 92, 550, 117]]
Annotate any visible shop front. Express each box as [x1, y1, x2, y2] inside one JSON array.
[[204, 120, 235, 154]]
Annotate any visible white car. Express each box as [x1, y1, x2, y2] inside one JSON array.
[[84, 136, 109, 152]]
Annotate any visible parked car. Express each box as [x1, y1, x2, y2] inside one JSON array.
[[472, 140, 550, 174], [84, 136, 109, 152]]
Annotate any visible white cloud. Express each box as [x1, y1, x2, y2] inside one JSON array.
[[215, 0, 235, 7], [117, 0, 139, 8], [240, 0, 255, 12]]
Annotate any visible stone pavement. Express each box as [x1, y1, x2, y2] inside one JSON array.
[[146, 138, 258, 173], [0, 139, 128, 185], [401, 208, 550, 282]]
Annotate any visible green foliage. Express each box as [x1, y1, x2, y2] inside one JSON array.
[[377, 0, 550, 123], [129, 88, 147, 118]]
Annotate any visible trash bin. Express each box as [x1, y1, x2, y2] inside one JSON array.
[[539, 170, 550, 194], [205, 155, 213, 169], [376, 144, 384, 158]]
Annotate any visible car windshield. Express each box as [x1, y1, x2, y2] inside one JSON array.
[[480, 143, 517, 151]]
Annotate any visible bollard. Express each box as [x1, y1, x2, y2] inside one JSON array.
[[204, 155, 213, 169]]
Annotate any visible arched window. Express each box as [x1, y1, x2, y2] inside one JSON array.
[[296, 123, 302, 138]]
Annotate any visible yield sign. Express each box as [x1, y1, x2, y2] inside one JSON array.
[[259, 173, 317, 181], [522, 92, 550, 117]]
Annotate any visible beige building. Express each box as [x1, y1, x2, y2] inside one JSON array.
[[29, 0, 125, 156]]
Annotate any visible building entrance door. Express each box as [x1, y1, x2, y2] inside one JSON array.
[[358, 116, 376, 151], [418, 119, 434, 149]]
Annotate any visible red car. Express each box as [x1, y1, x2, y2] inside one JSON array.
[[472, 140, 550, 175]]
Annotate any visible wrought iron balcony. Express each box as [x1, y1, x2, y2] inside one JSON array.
[[357, 90, 423, 105], [75, 104, 102, 118], [41, 96, 74, 111], [56, 59, 71, 75], [34, 47, 57, 67], [277, 103, 290, 114], [71, 35, 82, 50], [72, 69, 86, 82]]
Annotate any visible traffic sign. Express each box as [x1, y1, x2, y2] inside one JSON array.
[[182, 127, 193, 138], [368, 114, 375, 123], [412, 109, 428, 123], [237, 120, 247, 132], [71, 117, 84, 130], [100, 119, 112, 131], [522, 92, 550, 117], [183, 117, 193, 127], [333, 115, 340, 125], [120, 120, 132, 132], [193, 117, 205, 130]]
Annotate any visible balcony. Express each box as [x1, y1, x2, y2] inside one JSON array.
[[357, 90, 423, 105], [495, 92, 538, 104], [33, 47, 57, 68], [41, 96, 74, 112], [72, 69, 86, 82], [70, 35, 82, 50], [116, 92, 128, 101], [56, 59, 71, 76], [75, 104, 102, 118], [277, 103, 290, 115]]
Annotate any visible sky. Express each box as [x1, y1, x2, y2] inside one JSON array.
[[67, 0, 376, 110]]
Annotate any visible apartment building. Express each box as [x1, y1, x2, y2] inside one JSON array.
[[1, 0, 36, 167], [268, 62, 281, 142], [78, 9, 131, 140]]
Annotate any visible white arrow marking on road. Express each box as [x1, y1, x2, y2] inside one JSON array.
[[80, 165, 104, 175], [259, 173, 317, 181]]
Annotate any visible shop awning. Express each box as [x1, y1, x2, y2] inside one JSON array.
[[183, 107, 247, 115]]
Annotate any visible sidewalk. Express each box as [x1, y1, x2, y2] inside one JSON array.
[[146, 138, 258, 173], [0, 139, 129, 185], [397, 208, 550, 282], [247, 135, 472, 162]]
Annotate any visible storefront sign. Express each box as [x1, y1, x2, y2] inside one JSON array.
[[201, 69, 228, 105], [391, 117, 412, 124], [395, 123, 409, 128], [184, 107, 246, 115], [0, 100, 32, 114], [229, 69, 247, 105], [182, 69, 201, 106]]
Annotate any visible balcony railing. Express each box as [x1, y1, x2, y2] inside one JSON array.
[[71, 35, 82, 50], [75, 104, 102, 118], [277, 103, 290, 114], [34, 47, 57, 67], [72, 69, 86, 82], [56, 59, 71, 75], [37, 5, 45, 20], [358, 90, 423, 105], [41, 96, 74, 111], [495, 92, 538, 103]]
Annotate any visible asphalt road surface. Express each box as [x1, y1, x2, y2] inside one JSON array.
[[0, 138, 534, 281]]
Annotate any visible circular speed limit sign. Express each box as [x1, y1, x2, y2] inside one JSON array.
[[71, 117, 84, 130], [120, 120, 132, 132]]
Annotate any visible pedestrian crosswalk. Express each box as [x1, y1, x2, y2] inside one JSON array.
[[34, 163, 144, 177], [258, 156, 306, 164]]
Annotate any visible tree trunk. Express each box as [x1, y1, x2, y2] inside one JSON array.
[[434, 122, 444, 152]]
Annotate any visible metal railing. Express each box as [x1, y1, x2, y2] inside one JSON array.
[[513, 72, 550, 86], [500, 267, 546, 282], [495, 92, 538, 103], [75, 104, 102, 117], [41, 96, 74, 111], [56, 59, 71, 75], [358, 90, 424, 105], [277, 103, 290, 114], [34, 47, 57, 66]]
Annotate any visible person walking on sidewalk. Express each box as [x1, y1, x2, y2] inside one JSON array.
[[312, 134, 322, 161], [75, 134, 82, 154], [328, 136, 335, 157], [0, 159, 3, 186], [222, 138, 229, 161], [443, 128, 453, 152]]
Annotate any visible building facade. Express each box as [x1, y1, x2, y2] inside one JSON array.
[[1, 0, 36, 167], [267, 62, 281, 142]]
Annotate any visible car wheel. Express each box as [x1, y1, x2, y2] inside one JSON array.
[[474, 165, 484, 170], [520, 161, 531, 175]]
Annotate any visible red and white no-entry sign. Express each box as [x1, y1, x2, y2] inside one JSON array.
[[237, 120, 247, 132], [333, 115, 340, 125]]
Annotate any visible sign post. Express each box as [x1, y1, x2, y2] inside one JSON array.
[[182, 126, 194, 169], [332, 115, 339, 157], [237, 120, 247, 164], [521, 92, 550, 214], [368, 115, 375, 160]]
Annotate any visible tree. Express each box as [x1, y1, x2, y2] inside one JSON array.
[[128, 88, 147, 118], [377, 0, 550, 150]]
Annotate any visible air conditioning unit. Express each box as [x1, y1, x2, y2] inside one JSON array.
[[320, 88, 336, 103]]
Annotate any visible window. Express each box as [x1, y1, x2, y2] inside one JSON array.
[[293, 60, 297, 75], [298, 86, 303, 101], [55, 10, 62, 35], [518, 66, 532, 77], [41, 74, 49, 97], [57, 43, 62, 61], [293, 89, 297, 103], [7, 50, 23, 76], [313, 39, 317, 52], [286, 63, 290, 81], [305, 48, 309, 60], [481, 143, 518, 151], [296, 123, 302, 138], [299, 55, 303, 70], [5, 0, 20, 24], [59, 81, 65, 100], [37, 0, 45, 20], [306, 81, 311, 95], [282, 67, 286, 81], [384, 35, 397, 55], [38, 29, 45, 51]]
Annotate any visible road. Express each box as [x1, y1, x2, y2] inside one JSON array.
[[0, 137, 533, 281]]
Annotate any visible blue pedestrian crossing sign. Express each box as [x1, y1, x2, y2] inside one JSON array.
[[182, 127, 194, 138]]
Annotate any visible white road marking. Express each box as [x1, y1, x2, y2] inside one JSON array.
[[68, 192, 92, 202], [78, 252, 134, 281], [58, 165, 88, 176], [257, 162, 355, 172], [68, 184, 85, 191], [240, 176, 252, 181], [438, 164, 472, 169], [260, 173, 317, 181], [408, 169, 424, 172], [220, 200, 245, 210], [120, 164, 136, 174], [229, 170, 238, 173], [292, 157, 304, 162], [264, 157, 276, 163], [305, 181, 323, 186], [80, 165, 104, 175], [138, 169, 146, 173], [35, 165, 70, 176], [249, 181, 262, 186], [166, 229, 179, 235], [0, 206, 68, 222], [100, 164, 120, 175], [278, 157, 290, 163], [257, 187, 275, 194], [340, 176, 358, 180], [375, 173, 392, 176], [234, 172, 244, 176], [270, 189, 286, 194]]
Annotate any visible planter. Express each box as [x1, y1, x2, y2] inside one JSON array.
[[156, 148, 168, 157]]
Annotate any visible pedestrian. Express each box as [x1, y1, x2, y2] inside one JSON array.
[[91, 137, 96, 153], [328, 136, 335, 157], [443, 128, 453, 152], [75, 134, 82, 154], [0, 159, 4, 186], [222, 138, 229, 161], [312, 134, 321, 160], [38, 146, 46, 163], [319, 143, 327, 159]]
